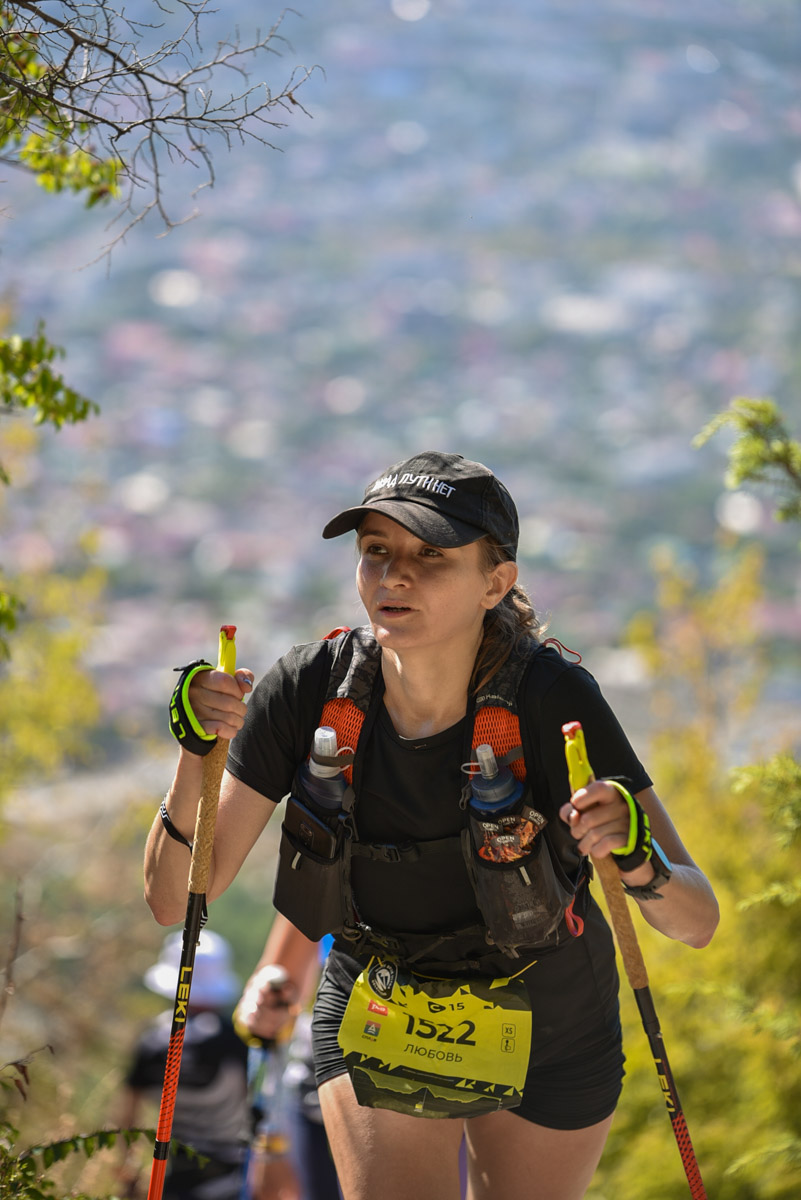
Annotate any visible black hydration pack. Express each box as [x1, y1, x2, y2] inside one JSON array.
[[273, 627, 590, 968]]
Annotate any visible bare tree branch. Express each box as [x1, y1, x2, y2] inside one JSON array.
[[0, 879, 23, 1033], [0, 1, 320, 248]]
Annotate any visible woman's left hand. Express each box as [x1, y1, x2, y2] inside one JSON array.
[[559, 781, 632, 859], [559, 781, 720, 948]]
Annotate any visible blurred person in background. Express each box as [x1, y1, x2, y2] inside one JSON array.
[[234, 913, 341, 1200], [119, 930, 249, 1200]]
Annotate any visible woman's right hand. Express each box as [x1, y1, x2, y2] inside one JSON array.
[[188, 666, 254, 741]]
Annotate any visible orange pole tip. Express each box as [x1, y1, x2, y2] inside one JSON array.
[[562, 720, 582, 737], [220, 625, 237, 639]]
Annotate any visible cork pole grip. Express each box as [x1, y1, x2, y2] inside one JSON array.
[[188, 737, 229, 895], [562, 719, 649, 989], [187, 624, 237, 897], [591, 851, 649, 990]]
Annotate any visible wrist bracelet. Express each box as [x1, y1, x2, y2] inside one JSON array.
[[159, 799, 193, 851], [255, 1132, 290, 1158]]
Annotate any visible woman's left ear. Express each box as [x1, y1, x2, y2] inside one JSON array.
[[484, 561, 518, 609]]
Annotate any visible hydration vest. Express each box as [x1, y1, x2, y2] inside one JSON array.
[[272, 627, 589, 969]]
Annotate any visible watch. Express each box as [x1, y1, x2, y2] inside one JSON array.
[[621, 838, 672, 900]]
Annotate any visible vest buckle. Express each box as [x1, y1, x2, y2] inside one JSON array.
[[376, 843, 402, 863]]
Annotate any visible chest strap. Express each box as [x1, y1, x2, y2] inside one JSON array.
[[349, 835, 461, 863]]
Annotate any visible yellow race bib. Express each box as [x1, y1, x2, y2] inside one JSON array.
[[337, 959, 533, 1118]]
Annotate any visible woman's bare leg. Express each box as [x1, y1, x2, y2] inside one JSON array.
[[318, 1074, 464, 1200], [465, 1109, 615, 1200]]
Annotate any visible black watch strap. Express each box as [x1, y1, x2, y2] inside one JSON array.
[[621, 839, 673, 900]]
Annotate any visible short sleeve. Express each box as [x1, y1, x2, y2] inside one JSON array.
[[225, 640, 332, 803], [532, 662, 652, 807]]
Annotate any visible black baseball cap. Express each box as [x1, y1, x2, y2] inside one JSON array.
[[321, 450, 519, 560]]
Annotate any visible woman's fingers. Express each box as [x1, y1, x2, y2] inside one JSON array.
[[559, 782, 630, 858], [189, 667, 253, 738]]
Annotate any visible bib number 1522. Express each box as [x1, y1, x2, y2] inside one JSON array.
[[404, 1013, 477, 1046]]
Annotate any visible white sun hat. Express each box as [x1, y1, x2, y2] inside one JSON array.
[[144, 929, 240, 1008]]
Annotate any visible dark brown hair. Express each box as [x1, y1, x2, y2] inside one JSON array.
[[471, 538, 543, 693]]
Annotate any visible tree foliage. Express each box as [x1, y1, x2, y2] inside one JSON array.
[[0, 317, 99, 659], [0, 1, 315, 239], [0, 417, 106, 804], [586, 539, 801, 1200], [0, 1105, 149, 1200], [695, 397, 801, 525], [590, 398, 801, 1198], [0, 325, 97, 473], [0, 3, 122, 208], [0, 564, 105, 809]]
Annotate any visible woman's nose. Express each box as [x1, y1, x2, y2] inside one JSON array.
[[381, 552, 412, 584]]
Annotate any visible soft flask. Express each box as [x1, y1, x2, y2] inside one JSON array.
[[465, 744, 572, 953]]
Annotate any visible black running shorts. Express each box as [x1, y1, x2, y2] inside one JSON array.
[[311, 910, 625, 1131]]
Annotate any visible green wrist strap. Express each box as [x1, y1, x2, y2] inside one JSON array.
[[607, 780, 652, 871], [169, 659, 217, 755]]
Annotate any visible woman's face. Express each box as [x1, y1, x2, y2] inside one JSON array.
[[356, 513, 516, 656]]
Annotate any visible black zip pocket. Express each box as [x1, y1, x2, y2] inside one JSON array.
[[283, 796, 339, 858], [463, 813, 577, 954], [272, 796, 349, 941]]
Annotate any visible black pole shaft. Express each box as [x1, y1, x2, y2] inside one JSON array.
[[634, 987, 708, 1200]]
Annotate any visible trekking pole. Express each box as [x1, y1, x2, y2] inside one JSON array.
[[147, 624, 237, 1200], [236, 966, 294, 1200], [562, 721, 708, 1200]]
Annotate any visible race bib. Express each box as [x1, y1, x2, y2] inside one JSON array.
[[337, 959, 533, 1119]]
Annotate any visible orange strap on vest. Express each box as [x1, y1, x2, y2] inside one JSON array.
[[319, 696, 525, 786]]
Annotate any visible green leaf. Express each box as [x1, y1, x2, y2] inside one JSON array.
[[0, 325, 98, 435], [0, 10, 124, 206], [694, 397, 801, 525]]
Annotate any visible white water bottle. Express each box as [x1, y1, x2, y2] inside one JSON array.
[[297, 726, 347, 816]]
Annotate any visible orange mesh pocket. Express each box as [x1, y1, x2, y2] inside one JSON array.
[[472, 708, 526, 781], [319, 698, 364, 784]]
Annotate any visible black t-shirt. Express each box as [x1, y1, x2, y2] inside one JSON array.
[[126, 1009, 249, 1154], [226, 633, 651, 940]]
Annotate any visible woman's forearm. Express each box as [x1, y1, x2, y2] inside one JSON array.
[[144, 749, 205, 925], [144, 755, 276, 926], [626, 861, 719, 949]]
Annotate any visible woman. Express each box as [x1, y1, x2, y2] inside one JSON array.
[[145, 450, 719, 1200]]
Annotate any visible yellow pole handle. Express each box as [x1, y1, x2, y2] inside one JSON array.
[[188, 625, 237, 896], [562, 721, 649, 990]]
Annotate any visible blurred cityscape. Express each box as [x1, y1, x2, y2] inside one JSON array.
[[1, 0, 800, 761]]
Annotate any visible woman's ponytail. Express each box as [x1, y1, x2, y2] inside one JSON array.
[[471, 539, 544, 694]]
